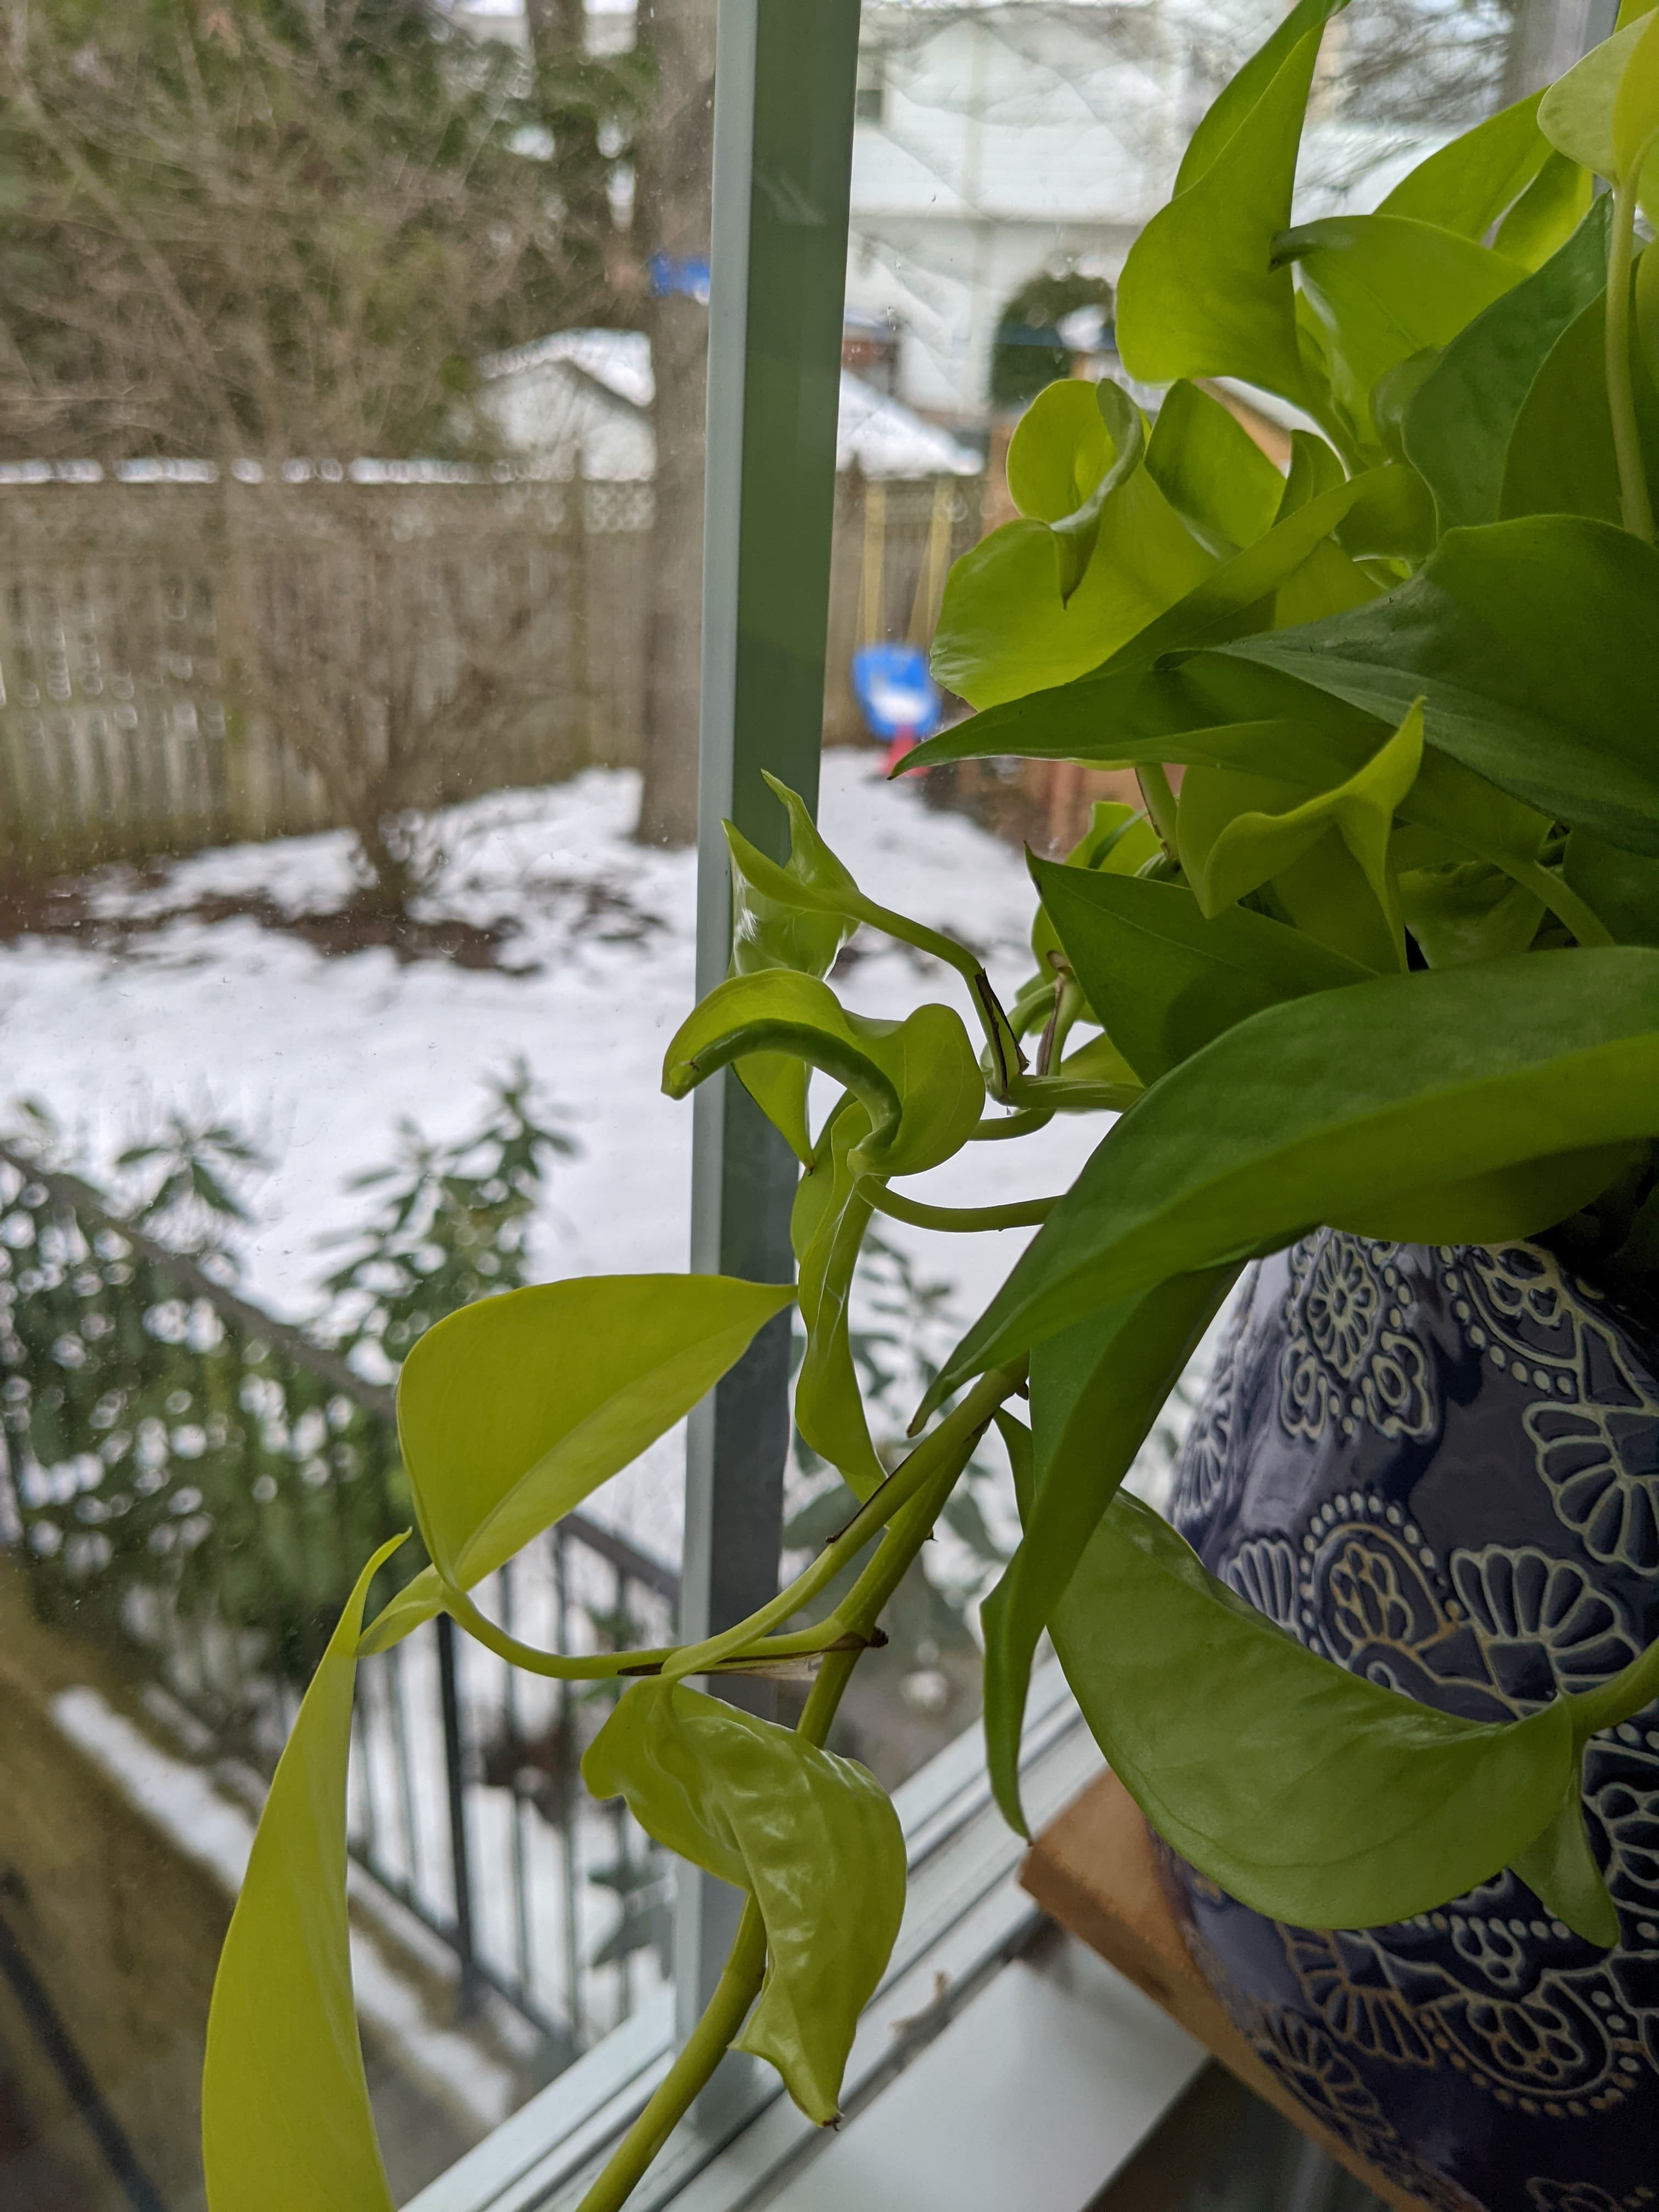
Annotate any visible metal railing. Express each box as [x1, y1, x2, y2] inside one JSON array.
[[0, 1141, 679, 2059]]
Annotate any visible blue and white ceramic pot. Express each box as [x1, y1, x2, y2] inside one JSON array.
[[1162, 1233, 1659, 2212]]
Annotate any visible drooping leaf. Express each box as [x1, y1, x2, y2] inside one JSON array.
[[583, 1680, 906, 2124], [1404, 196, 1613, 531], [980, 1269, 1238, 1833], [1050, 1496, 1587, 1932], [933, 949, 1659, 1393], [1176, 706, 1423, 967], [1276, 216, 1527, 446], [1032, 860, 1374, 1086], [1499, 261, 1659, 526], [204, 1539, 404, 2212], [1222, 517, 1659, 857], [1509, 1776, 1619, 1949], [1142, 380, 1286, 556], [1378, 88, 1550, 241], [1115, 16, 1333, 403], [394, 1277, 794, 1596]]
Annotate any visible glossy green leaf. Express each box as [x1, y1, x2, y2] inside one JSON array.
[[1142, 380, 1285, 556], [1029, 803, 1162, 984], [1509, 1778, 1618, 1949], [1006, 379, 1148, 601], [1499, 259, 1659, 526], [1377, 89, 1550, 240], [1613, 10, 1659, 182], [1222, 517, 1659, 857], [1115, 18, 1330, 403], [1565, 830, 1659, 947], [1032, 860, 1374, 1086], [583, 1679, 905, 2124], [1404, 196, 1612, 531], [1177, 706, 1423, 967], [396, 1277, 793, 1593], [204, 1538, 404, 2212], [1541, 18, 1649, 179], [1492, 151, 1595, 270], [1396, 857, 1545, 970], [933, 441, 1211, 710], [1277, 216, 1526, 446], [792, 1099, 884, 1498], [981, 1268, 1238, 1834], [1050, 1496, 1581, 1931], [934, 949, 1659, 1392]]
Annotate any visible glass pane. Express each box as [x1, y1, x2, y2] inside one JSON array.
[[0, 0, 708, 2200], [811, 0, 1536, 1792]]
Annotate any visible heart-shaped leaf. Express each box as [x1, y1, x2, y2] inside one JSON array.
[[397, 1276, 794, 1594], [583, 1680, 906, 2124], [1051, 1495, 1600, 1936], [1143, 380, 1286, 557], [204, 1538, 404, 2212]]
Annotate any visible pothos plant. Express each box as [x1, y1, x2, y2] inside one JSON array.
[[202, 5, 1659, 2207]]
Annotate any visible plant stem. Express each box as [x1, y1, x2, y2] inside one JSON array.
[[439, 1583, 869, 1680], [967, 1107, 1055, 1142], [1607, 176, 1655, 543], [572, 1379, 1015, 2212], [573, 1901, 769, 2212], [663, 1366, 1023, 1683], [862, 1180, 1058, 1234], [1136, 764, 1181, 855]]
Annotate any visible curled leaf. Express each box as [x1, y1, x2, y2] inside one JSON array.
[[583, 1680, 906, 2124]]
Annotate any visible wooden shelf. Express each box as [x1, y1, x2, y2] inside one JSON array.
[[1020, 1772, 1426, 2212]]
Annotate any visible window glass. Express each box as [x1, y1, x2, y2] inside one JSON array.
[[0, 0, 707, 2200], [814, 0, 1530, 1792]]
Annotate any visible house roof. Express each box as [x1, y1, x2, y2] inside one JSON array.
[[477, 329, 983, 480]]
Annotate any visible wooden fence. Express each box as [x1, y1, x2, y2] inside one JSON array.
[[0, 468, 983, 878]]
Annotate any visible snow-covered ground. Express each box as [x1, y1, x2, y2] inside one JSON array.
[[0, 749, 1104, 1565]]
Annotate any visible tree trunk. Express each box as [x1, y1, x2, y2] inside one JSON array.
[[1500, 0, 1598, 103], [631, 0, 716, 849]]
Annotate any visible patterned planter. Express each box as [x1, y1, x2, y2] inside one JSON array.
[[1163, 1233, 1659, 2212]]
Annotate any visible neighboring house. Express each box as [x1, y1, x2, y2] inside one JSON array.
[[455, 1, 1510, 430], [473, 328, 983, 481]]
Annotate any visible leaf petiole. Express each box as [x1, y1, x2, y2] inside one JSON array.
[[861, 1177, 1060, 1234], [1606, 171, 1656, 541]]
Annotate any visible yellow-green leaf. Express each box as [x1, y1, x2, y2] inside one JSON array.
[[583, 1680, 906, 2124], [397, 1276, 794, 1592], [203, 1539, 404, 2212]]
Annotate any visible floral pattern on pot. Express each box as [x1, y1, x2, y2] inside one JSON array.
[[1163, 1234, 1659, 2212]]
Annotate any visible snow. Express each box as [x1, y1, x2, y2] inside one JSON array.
[[0, 749, 1103, 1566]]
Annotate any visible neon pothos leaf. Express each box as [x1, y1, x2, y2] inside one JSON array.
[[1222, 517, 1659, 858], [372, 1277, 793, 1647], [792, 1099, 884, 1497], [1143, 380, 1285, 557], [583, 1680, 906, 2124], [1005, 378, 1148, 601], [980, 1268, 1237, 1835], [932, 949, 1659, 1398], [203, 1538, 404, 2212], [1377, 87, 1550, 241], [1116, 9, 1335, 403], [1050, 1496, 1600, 1934]]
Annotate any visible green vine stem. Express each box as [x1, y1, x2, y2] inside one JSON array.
[[1607, 174, 1656, 543], [1136, 763, 1181, 855], [572, 1372, 1020, 2212], [437, 1582, 873, 1681], [967, 1107, 1056, 1142], [864, 1180, 1059, 1234]]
